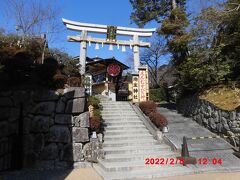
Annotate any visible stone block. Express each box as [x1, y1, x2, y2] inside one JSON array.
[[33, 90, 59, 102], [48, 125, 71, 143], [0, 107, 10, 120], [72, 127, 89, 143], [8, 121, 18, 136], [23, 134, 34, 152], [0, 121, 8, 138], [34, 160, 55, 170], [74, 112, 89, 127], [83, 141, 104, 163], [23, 151, 38, 168], [8, 108, 20, 122], [209, 118, 217, 130], [230, 111, 236, 121], [23, 117, 31, 134], [40, 143, 58, 160], [64, 87, 85, 99], [73, 143, 84, 162], [0, 91, 12, 97], [54, 161, 73, 169], [0, 138, 8, 156], [30, 116, 50, 133], [65, 98, 85, 114], [33, 102, 56, 115], [62, 143, 83, 162], [221, 111, 230, 118], [231, 128, 240, 133], [55, 114, 73, 124], [33, 133, 45, 153], [56, 98, 65, 113], [0, 97, 13, 107]]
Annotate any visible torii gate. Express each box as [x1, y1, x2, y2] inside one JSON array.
[[62, 18, 156, 102]]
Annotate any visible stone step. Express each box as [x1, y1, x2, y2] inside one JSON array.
[[104, 130, 149, 136], [97, 159, 184, 172], [93, 164, 191, 180], [104, 138, 158, 144], [104, 124, 145, 128], [103, 140, 160, 147], [103, 145, 171, 154], [102, 112, 137, 115], [101, 102, 130, 105], [104, 151, 178, 160], [104, 135, 153, 141], [102, 117, 141, 121], [101, 105, 131, 107], [104, 126, 147, 131], [103, 121, 144, 126], [102, 114, 138, 117]]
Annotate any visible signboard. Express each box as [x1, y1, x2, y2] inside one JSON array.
[[107, 63, 121, 77], [132, 75, 139, 102], [138, 67, 149, 102]]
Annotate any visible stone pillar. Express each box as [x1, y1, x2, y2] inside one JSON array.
[[79, 31, 87, 75], [133, 35, 140, 73]]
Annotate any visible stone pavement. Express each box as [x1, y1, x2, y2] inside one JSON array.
[[157, 105, 240, 173]]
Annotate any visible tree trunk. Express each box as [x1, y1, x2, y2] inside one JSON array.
[[172, 0, 177, 9]]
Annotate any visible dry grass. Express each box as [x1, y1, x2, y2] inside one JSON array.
[[199, 86, 240, 111]]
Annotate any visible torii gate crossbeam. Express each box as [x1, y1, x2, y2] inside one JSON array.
[[62, 18, 156, 74]]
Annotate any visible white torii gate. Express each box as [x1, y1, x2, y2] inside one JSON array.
[[62, 18, 156, 74]]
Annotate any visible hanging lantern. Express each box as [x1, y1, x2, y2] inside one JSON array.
[[95, 43, 99, 50], [122, 45, 126, 52], [109, 44, 113, 51], [102, 42, 104, 47], [130, 44, 132, 49], [117, 44, 120, 49], [88, 41, 91, 47]]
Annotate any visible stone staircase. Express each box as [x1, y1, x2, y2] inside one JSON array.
[[93, 101, 192, 179]]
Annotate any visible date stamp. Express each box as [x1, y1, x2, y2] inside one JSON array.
[[145, 157, 223, 165]]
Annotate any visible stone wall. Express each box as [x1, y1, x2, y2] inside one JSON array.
[[0, 87, 92, 171], [177, 95, 240, 146]]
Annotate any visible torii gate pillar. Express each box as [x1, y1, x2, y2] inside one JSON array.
[[133, 35, 140, 72], [79, 31, 87, 75]]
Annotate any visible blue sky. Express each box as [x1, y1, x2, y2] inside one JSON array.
[[0, 0, 225, 69]]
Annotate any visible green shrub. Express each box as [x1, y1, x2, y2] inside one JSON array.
[[149, 88, 166, 102], [87, 96, 101, 109], [93, 108, 101, 118]]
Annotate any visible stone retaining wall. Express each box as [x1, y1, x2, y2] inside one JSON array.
[[177, 95, 240, 146], [0, 87, 92, 171]]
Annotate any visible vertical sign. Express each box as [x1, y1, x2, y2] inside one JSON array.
[[138, 66, 149, 102], [139, 69, 147, 102], [145, 67, 149, 101], [132, 74, 139, 102]]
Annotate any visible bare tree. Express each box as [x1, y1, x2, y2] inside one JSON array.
[[2, 0, 62, 63], [141, 35, 166, 88], [3, 0, 61, 36]]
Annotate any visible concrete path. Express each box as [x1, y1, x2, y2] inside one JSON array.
[[0, 168, 103, 180], [157, 105, 240, 173]]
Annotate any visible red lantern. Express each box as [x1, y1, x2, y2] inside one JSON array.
[[107, 63, 121, 77]]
